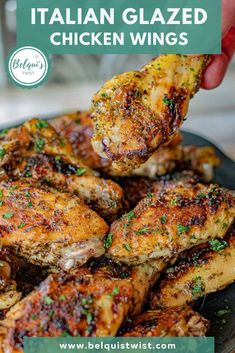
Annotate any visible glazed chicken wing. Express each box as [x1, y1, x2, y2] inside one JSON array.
[[0, 271, 133, 353], [119, 306, 209, 337], [108, 184, 235, 265], [0, 119, 126, 222], [150, 225, 235, 309], [0, 250, 21, 312], [0, 179, 108, 270], [91, 54, 210, 173]]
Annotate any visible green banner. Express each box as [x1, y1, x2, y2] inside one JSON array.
[[24, 337, 214, 353], [16, 0, 221, 54]]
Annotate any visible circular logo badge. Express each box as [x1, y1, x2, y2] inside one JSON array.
[[7, 46, 50, 88]]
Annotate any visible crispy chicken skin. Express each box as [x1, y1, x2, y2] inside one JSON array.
[[150, 225, 235, 309], [0, 119, 126, 222], [51, 111, 110, 171], [91, 54, 210, 173], [119, 306, 209, 337], [0, 179, 108, 270], [0, 272, 133, 352], [108, 184, 235, 265]]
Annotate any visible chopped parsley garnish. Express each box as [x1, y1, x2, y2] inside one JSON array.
[[86, 312, 93, 325], [147, 192, 153, 198], [31, 314, 38, 320], [2, 211, 14, 219], [25, 172, 32, 177], [177, 224, 190, 235], [61, 331, 71, 337], [36, 120, 48, 129], [109, 287, 120, 297], [17, 222, 26, 229], [216, 308, 231, 317], [135, 227, 150, 235], [0, 148, 6, 159], [101, 92, 108, 97], [55, 156, 61, 161], [197, 192, 206, 199], [135, 89, 141, 98], [59, 295, 66, 301], [104, 233, 113, 250], [27, 201, 33, 208], [222, 222, 228, 229], [162, 97, 174, 106], [171, 199, 178, 206], [25, 190, 31, 197], [44, 295, 54, 305], [76, 167, 86, 176], [34, 137, 45, 152], [0, 129, 9, 136], [123, 243, 132, 252], [126, 211, 135, 221], [191, 276, 205, 299], [81, 297, 93, 306], [209, 239, 228, 252], [160, 214, 167, 224], [0, 200, 3, 206], [0, 190, 3, 197]]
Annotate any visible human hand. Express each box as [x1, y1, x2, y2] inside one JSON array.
[[202, 0, 235, 89]]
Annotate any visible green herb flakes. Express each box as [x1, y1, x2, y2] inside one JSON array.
[[191, 276, 205, 299], [123, 243, 132, 252], [0, 148, 6, 159], [36, 120, 48, 129], [34, 137, 45, 152], [2, 211, 14, 219], [104, 233, 113, 250], [44, 295, 54, 305], [177, 224, 190, 235], [76, 167, 86, 176], [209, 239, 228, 252], [160, 214, 167, 225]]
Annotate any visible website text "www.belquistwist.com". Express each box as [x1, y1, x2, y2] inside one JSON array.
[[59, 341, 176, 351]]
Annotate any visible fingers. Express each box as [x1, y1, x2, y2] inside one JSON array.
[[201, 26, 235, 89], [222, 0, 235, 36]]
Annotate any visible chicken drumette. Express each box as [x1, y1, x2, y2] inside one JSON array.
[[91, 54, 210, 173]]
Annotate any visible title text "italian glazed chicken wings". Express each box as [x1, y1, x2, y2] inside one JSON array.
[[91, 54, 210, 174]]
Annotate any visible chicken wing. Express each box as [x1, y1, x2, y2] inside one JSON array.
[[119, 306, 209, 337], [108, 184, 235, 265], [150, 225, 235, 309], [0, 179, 108, 270], [0, 119, 126, 222], [91, 54, 210, 173], [0, 271, 133, 352], [0, 250, 21, 312]]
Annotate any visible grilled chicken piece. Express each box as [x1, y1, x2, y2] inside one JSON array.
[[51, 111, 110, 171], [91, 54, 210, 173], [150, 225, 235, 309], [134, 145, 219, 181], [0, 119, 126, 222], [0, 179, 108, 270], [0, 258, 165, 350], [120, 171, 201, 209], [0, 271, 133, 350], [108, 184, 235, 265], [0, 250, 21, 312], [119, 306, 209, 337]]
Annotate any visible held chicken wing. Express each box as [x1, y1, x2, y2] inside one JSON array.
[[108, 184, 235, 265], [91, 54, 210, 173], [0, 119, 126, 222], [0, 179, 108, 270], [150, 225, 235, 309], [119, 306, 209, 337]]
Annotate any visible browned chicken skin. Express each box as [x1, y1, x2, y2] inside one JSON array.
[[0, 179, 108, 270], [0, 250, 21, 312], [119, 306, 209, 337], [0, 119, 126, 222], [150, 225, 235, 309], [91, 54, 210, 173], [108, 184, 235, 265]]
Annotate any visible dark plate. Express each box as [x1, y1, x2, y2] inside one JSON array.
[[1, 119, 235, 352], [182, 131, 235, 353]]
